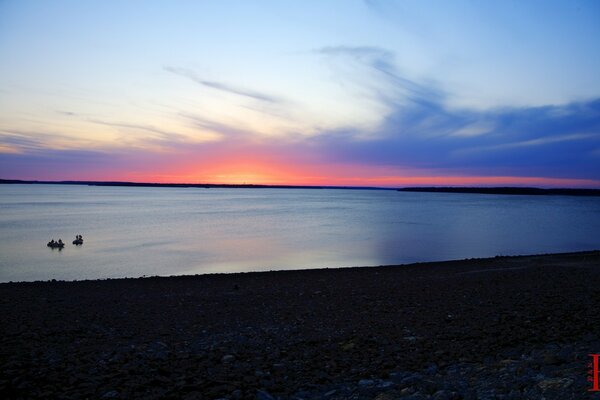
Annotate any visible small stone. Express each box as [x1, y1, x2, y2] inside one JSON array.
[[374, 393, 397, 400], [542, 353, 563, 365], [222, 354, 235, 364], [400, 373, 423, 387], [147, 341, 169, 360], [358, 379, 375, 386], [377, 380, 395, 389], [389, 371, 411, 383], [432, 390, 454, 400], [102, 390, 119, 399], [538, 378, 573, 391], [341, 341, 356, 350], [256, 390, 275, 400], [426, 363, 438, 375], [400, 387, 414, 395]]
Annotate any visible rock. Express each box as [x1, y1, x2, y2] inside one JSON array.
[[341, 341, 356, 350], [389, 371, 412, 383], [272, 363, 286, 371], [358, 379, 375, 386], [374, 393, 397, 400], [432, 390, 456, 400], [222, 354, 235, 364], [405, 393, 429, 400], [101, 390, 119, 398], [542, 353, 564, 365], [400, 387, 415, 395], [147, 341, 169, 360], [400, 373, 423, 387], [538, 378, 573, 391], [256, 389, 275, 400], [426, 363, 438, 375], [377, 380, 395, 389], [419, 379, 441, 395]]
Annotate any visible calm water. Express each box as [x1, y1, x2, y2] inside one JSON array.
[[0, 184, 599, 282]]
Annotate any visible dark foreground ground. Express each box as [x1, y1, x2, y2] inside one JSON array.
[[1, 251, 600, 399]]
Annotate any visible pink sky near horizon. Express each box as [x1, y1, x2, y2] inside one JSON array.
[[9, 157, 599, 188]]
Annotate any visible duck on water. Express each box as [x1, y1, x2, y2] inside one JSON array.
[[47, 239, 64, 249], [47, 235, 83, 249], [73, 234, 83, 245]]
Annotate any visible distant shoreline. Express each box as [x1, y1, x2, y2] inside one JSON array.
[[397, 186, 600, 196], [0, 178, 383, 191], [2, 178, 600, 196]]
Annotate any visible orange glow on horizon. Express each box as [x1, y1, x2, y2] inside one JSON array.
[[105, 156, 600, 188]]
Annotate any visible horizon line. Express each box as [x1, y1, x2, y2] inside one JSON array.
[[2, 178, 600, 194]]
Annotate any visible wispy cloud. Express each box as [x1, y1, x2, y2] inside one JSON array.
[[56, 110, 78, 116], [180, 113, 258, 140], [316, 45, 443, 105], [88, 119, 189, 144], [164, 66, 283, 104], [459, 133, 600, 154], [0, 130, 93, 153]]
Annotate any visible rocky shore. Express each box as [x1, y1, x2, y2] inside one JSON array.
[[1, 251, 599, 399]]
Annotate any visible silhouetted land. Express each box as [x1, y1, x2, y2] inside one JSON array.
[[0, 179, 380, 190], [1, 251, 599, 399], [397, 186, 600, 196], [2, 179, 600, 196]]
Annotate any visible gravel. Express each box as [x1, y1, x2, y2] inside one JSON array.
[[1, 251, 599, 399]]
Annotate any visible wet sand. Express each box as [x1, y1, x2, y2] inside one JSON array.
[[1, 251, 599, 399]]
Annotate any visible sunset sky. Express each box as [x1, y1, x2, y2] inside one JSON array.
[[1, 0, 600, 187]]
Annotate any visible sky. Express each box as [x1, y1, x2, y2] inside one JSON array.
[[1, 0, 600, 187]]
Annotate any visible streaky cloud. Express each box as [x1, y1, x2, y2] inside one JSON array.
[[0, 131, 50, 153], [459, 133, 600, 154], [56, 110, 78, 116], [88, 119, 189, 144], [316, 45, 443, 105], [164, 66, 283, 104], [180, 113, 258, 140], [0, 130, 88, 153]]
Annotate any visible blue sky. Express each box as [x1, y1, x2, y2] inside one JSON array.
[[1, 0, 599, 186]]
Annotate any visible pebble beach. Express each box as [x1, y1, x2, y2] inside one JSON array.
[[1, 251, 599, 399]]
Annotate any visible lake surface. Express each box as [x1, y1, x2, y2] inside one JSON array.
[[1, 184, 599, 282]]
